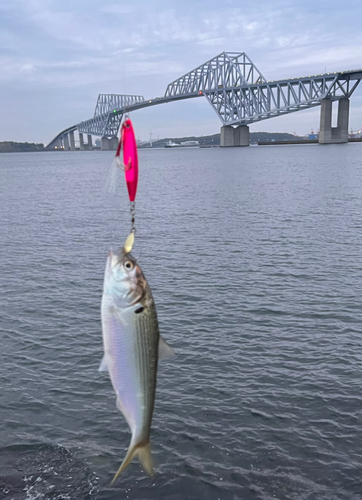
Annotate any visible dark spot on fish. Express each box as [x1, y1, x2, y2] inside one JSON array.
[[135, 307, 144, 314]]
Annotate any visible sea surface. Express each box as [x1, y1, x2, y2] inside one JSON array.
[[0, 144, 361, 500]]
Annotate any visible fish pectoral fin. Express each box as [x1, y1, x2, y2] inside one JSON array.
[[111, 441, 154, 485], [158, 335, 175, 360], [98, 355, 109, 372]]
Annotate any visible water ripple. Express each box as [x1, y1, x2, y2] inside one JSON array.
[[1, 147, 362, 499]]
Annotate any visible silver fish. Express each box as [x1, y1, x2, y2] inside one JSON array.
[[100, 248, 174, 483]]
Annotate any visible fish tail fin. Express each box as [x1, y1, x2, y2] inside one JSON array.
[[111, 440, 154, 485], [138, 442, 154, 476]]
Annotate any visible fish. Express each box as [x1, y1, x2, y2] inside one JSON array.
[[100, 246, 174, 484]]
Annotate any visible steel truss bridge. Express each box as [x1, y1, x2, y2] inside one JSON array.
[[47, 52, 362, 149]]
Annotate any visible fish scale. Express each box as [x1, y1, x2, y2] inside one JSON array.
[[133, 308, 159, 441]]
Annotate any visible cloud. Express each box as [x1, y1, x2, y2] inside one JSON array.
[[101, 4, 135, 15], [0, 0, 362, 141]]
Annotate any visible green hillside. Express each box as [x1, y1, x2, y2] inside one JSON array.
[[150, 132, 302, 147]]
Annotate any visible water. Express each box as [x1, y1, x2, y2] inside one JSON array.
[[1, 144, 361, 500]]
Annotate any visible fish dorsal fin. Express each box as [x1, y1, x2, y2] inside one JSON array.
[[98, 355, 109, 372], [158, 335, 175, 360]]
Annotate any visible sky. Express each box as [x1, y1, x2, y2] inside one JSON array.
[[1, 0, 362, 143]]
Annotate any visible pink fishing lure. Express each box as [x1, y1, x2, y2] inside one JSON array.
[[115, 118, 138, 202]]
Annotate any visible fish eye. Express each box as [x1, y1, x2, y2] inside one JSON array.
[[124, 261, 133, 270]]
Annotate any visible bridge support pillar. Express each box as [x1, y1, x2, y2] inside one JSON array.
[[221, 125, 250, 147], [79, 133, 85, 150], [234, 125, 250, 146], [101, 137, 118, 150], [69, 131, 75, 151], [101, 137, 110, 150], [63, 134, 70, 150], [220, 126, 235, 147], [87, 134, 93, 150], [110, 136, 119, 150], [337, 98, 349, 143], [319, 98, 349, 144]]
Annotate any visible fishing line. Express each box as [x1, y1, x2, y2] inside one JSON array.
[[120, 44, 128, 97], [113, 43, 138, 252]]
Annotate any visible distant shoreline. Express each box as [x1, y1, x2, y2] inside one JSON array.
[[2, 135, 362, 153], [0, 142, 45, 153], [258, 138, 362, 145]]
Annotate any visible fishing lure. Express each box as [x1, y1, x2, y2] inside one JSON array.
[[114, 117, 139, 252], [115, 117, 138, 203]]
